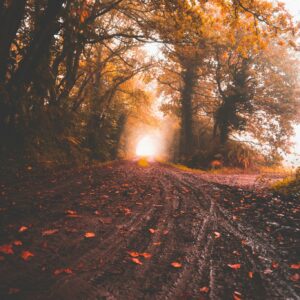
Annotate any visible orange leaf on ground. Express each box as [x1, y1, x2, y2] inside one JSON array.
[[0, 244, 14, 255], [233, 291, 242, 300], [153, 242, 161, 246], [42, 229, 58, 236], [171, 262, 182, 268], [18, 226, 28, 233], [54, 268, 73, 276], [21, 251, 34, 261], [199, 286, 209, 293], [272, 261, 279, 269], [84, 232, 95, 238], [213, 231, 221, 238], [128, 251, 140, 257], [149, 228, 156, 234], [228, 263, 241, 270], [290, 273, 300, 282], [131, 258, 143, 265], [290, 263, 300, 269], [13, 240, 22, 246], [248, 271, 253, 278], [141, 253, 152, 259]]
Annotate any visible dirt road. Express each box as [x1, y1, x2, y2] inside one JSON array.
[[0, 161, 299, 299]]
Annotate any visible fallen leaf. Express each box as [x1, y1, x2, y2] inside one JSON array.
[[213, 231, 221, 238], [272, 261, 279, 269], [0, 244, 14, 255], [42, 229, 58, 236], [149, 228, 156, 234], [54, 268, 73, 276], [19, 226, 28, 233], [123, 208, 131, 215], [65, 210, 77, 215], [263, 268, 272, 274], [290, 273, 300, 282], [131, 258, 143, 265], [163, 230, 169, 235], [290, 263, 300, 270], [199, 286, 209, 293], [171, 262, 182, 268], [248, 271, 253, 278], [128, 251, 140, 258], [233, 291, 242, 300], [13, 240, 22, 246], [84, 232, 95, 238], [228, 263, 241, 270], [21, 251, 34, 261], [141, 253, 152, 259], [153, 242, 161, 246]]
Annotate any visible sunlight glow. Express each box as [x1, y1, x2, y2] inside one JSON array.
[[136, 136, 157, 157]]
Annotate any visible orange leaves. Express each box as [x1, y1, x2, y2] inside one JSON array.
[[0, 244, 14, 255], [18, 226, 28, 233], [131, 258, 143, 265], [84, 232, 95, 238], [233, 291, 242, 300], [128, 251, 152, 265], [21, 251, 34, 261], [128, 251, 139, 258], [290, 263, 300, 270], [228, 263, 241, 270], [42, 229, 58, 237], [53, 268, 73, 276], [13, 240, 22, 246], [149, 228, 156, 234], [171, 262, 182, 268], [141, 253, 152, 259], [248, 271, 253, 279], [65, 210, 79, 218], [290, 273, 300, 282], [199, 286, 209, 293], [213, 231, 221, 239]]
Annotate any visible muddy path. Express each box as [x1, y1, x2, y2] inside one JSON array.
[[0, 161, 299, 299]]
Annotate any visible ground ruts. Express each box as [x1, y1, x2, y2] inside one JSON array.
[[0, 161, 299, 299]]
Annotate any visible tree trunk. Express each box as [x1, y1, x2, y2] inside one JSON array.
[[179, 62, 197, 160]]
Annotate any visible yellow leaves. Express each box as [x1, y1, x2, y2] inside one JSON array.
[[21, 251, 34, 261], [171, 262, 182, 268]]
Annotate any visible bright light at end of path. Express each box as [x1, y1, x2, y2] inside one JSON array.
[[136, 136, 157, 158]]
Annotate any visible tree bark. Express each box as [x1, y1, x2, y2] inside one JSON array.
[[179, 62, 197, 160]]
